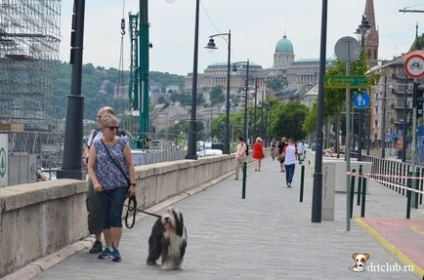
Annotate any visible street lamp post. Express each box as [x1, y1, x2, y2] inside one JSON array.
[[244, 60, 250, 143], [261, 87, 265, 142], [253, 77, 258, 139], [381, 75, 387, 158], [355, 15, 371, 161], [311, 0, 328, 223], [205, 30, 231, 154], [186, 0, 200, 160], [57, 0, 86, 180]]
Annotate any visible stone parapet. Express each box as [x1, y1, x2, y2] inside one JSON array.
[[0, 154, 235, 278]]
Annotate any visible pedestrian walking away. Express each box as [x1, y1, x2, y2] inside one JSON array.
[[87, 113, 136, 262], [277, 137, 287, 172], [252, 136, 265, 171], [234, 136, 247, 180], [283, 138, 297, 188], [270, 138, 277, 160], [297, 140, 305, 163]]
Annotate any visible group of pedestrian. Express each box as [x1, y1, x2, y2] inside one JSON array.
[[238, 135, 306, 188], [85, 106, 136, 262]]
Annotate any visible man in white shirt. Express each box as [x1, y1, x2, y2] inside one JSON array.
[[235, 136, 247, 180]]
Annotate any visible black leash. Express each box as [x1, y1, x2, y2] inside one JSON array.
[[124, 196, 161, 228], [102, 192, 161, 229]]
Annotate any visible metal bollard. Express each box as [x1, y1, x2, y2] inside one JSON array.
[[415, 167, 419, 209], [420, 168, 423, 205], [406, 171, 412, 219], [242, 162, 247, 199], [299, 165, 305, 202], [350, 169, 356, 219], [361, 177, 367, 217], [357, 165, 363, 206]]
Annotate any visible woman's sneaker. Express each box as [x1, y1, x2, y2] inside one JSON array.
[[111, 248, 121, 262], [98, 248, 112, 259]]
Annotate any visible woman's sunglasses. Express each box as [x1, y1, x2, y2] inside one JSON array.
[[106, 126, 119, 131]]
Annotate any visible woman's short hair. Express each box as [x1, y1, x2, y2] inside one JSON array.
[[100, 113, 119, 127], [256, 137, 263, 142]]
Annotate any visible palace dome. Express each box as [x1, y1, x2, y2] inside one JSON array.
[[275, 35, 294, 54]]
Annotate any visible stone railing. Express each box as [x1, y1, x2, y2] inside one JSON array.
[[0, 154, 236, 278]]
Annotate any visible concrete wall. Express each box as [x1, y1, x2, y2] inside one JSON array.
[[0, 155, 235, 278]]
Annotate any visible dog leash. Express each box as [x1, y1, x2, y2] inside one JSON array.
[[125, 196, 161, 228], [102, 192, 161, 229]]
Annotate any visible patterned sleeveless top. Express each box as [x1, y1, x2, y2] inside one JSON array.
[[93, 137, 129, 190]]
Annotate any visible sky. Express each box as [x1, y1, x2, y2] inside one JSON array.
[[60, 0, 424, 76]]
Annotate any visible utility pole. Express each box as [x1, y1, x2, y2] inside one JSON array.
[[138, 0, 150, 149]]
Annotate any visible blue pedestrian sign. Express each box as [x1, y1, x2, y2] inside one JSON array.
[[353, 92, 370, 109]]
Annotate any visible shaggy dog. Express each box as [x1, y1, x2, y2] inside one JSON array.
[[351, 252, 370, 272], [146, 207, 187, 270]]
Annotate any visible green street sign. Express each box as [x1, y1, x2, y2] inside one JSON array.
[[325, 75, 368, 88]]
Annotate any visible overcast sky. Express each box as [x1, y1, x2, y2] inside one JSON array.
[[60, 0, 424, 75]]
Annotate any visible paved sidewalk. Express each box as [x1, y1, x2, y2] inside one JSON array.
[[9, 156, 424, 279]]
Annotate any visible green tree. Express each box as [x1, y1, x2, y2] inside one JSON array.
[[270, 101, 309, 141], [266, 78, 287, 92], [210, 86, 225, 105]]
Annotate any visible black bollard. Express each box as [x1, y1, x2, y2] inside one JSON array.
[[361, 177, 367, 217], [242, 162, 247, 199], [350, 169, 356, 219], [357, 165, 363, 206], [299, 165, 305, 202], [406, 171, 412, 219]]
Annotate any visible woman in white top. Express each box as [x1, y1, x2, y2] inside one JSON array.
[[283, 138, 297, 188]]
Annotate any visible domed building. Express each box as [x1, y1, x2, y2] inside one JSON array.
[[273, 35, 295, 70]]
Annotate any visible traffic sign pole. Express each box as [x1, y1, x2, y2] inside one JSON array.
[[411, 81, 418, 206], [404, 52, 424, 207]]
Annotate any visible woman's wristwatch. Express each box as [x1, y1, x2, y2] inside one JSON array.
[[130, 183, 136, 187]]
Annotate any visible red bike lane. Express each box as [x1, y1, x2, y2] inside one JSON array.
[[356, 217, 424, 278]]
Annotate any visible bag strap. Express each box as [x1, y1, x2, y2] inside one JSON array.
[[100, 139, 130, 185]]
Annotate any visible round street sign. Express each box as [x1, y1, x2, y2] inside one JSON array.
[[404, 53, 424, 79], [353, 92, 370, 109], [334, 36, 360, 62]]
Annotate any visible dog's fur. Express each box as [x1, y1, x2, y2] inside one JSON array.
[[146, 207, 187, 270], [351, 252, 370, 272]]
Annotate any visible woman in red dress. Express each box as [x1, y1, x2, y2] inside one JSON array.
[[252, 137, 265, 171]]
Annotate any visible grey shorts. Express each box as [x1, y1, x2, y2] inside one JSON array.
[[86, 177, 103, 235]]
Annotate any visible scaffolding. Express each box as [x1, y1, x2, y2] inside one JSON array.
[[0, 0, 62, 157]]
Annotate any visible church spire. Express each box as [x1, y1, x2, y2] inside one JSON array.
[[363, 0, 379, 67]]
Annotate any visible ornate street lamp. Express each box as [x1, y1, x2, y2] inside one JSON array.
[[355, 15, 371, 161], [232, 59, 250, 143], [205, 30, 231, 154]]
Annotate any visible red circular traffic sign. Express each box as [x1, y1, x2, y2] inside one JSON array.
[[404, 53, 424, 79]]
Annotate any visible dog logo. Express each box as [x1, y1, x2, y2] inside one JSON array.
[[351, 252, 370, 272]]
